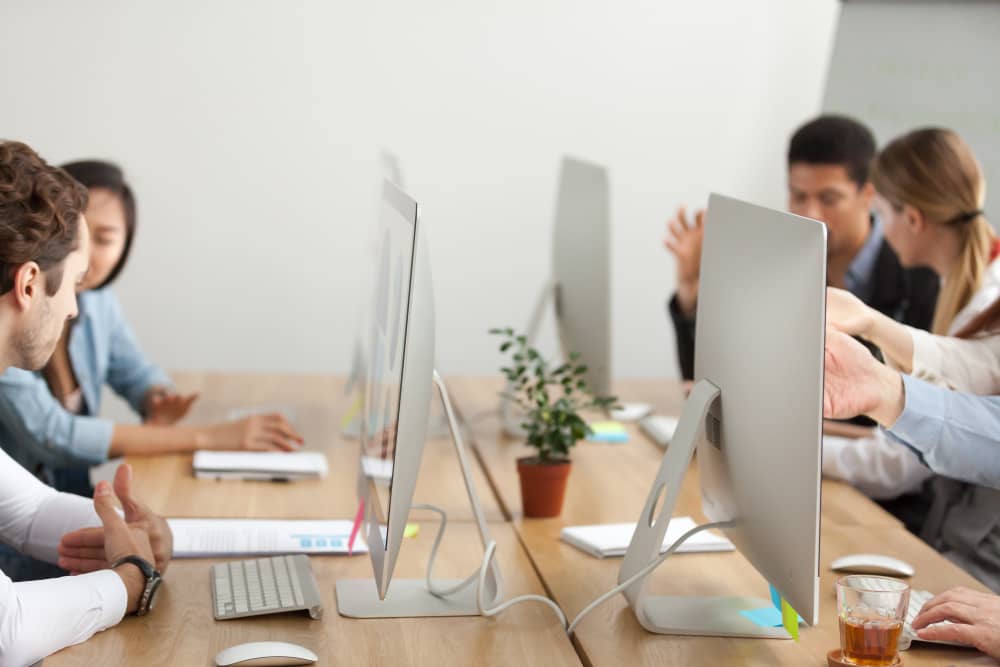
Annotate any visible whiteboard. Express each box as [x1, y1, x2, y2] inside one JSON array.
[[823, 0, 1000, 222]]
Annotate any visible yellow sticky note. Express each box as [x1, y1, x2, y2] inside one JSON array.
[[404, 523, 420, 538], [340, 395, 363, 429], [781, 598, 799, 641]]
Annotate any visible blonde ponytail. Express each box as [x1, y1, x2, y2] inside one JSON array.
[[872, 128, 993, 334]]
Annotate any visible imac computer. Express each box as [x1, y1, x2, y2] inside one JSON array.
[[341, 152, 405, 440], [615, 194, 826, 638], [502, 156, 611, 431], [342, 153, 449, 442], [336, 181, 561, 623]]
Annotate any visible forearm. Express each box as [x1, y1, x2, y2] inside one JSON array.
[[822, 432, 934, 500], [668, 294, 697, 381], [109, 423, 210, 457], [22, 492, 101, 564], [0, 570, 127, 666], [863, 311, 916, 373], [886, 375, 1000, 489]]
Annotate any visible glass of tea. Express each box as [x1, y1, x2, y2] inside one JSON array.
[[836, 575, 910, 666]]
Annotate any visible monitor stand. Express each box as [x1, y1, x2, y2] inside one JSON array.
[[336, 370, 503, 618], [617, 379, 791, 639]]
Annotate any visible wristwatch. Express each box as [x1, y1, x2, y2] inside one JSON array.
[[111, 555, 163, 616]]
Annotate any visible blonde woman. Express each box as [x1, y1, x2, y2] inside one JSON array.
[[824, 128, 1000, 590]]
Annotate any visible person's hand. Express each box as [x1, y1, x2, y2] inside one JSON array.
[[823, 329, 904, 425], [144, 387, 199, 425], [911, 587, 1000, 659], [59, 463, 173, 574], [826, 287, 876, 338], [202, 414, 304, 451], [83, 472, 157, 614], [664, 206, 705, 316]]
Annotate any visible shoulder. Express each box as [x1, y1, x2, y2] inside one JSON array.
[[0, 366, 40, 386], [79, 288, 127, 322]]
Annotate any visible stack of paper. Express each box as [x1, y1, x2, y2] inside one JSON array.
[[560, 516, 734, 558], [168, 518, 366, 557], [192, 451, 328, 481]]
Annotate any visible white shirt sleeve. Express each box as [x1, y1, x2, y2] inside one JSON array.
[[909, 330, 1000, 395], [822, 431, 935, 500], [0, 448, 126, 666]]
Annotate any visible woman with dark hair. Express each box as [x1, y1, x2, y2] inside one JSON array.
[[0, 160, 303, 501]]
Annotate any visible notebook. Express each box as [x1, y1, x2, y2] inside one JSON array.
[[560, 516, 734, 558], [192, 451, 328, 481], [168, 518, 366, 557], [361, 456, 393, 483]]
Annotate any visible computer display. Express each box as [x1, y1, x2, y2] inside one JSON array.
[[619, 193, 826, 637]]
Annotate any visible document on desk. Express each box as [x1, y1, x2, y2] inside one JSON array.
[[168, 518, 367, 558], [560, 516, 734, 558], [361, 455, 393, 483], [192, 451, 328, 480]]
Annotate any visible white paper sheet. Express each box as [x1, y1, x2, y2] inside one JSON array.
[[168, 518, 367, 557]]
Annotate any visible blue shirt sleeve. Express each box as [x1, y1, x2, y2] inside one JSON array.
[[886, 374, 1000, 489], [102, 293, 172, 414], [0, 368, 113, 467]]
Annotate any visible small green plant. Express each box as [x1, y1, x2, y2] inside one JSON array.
[[490, 327, 617, 462]]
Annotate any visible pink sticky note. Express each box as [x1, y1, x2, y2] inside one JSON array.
[[348, 498, 365, 555]]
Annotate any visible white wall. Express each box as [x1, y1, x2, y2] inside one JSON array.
[[0, 0, 838, 379]]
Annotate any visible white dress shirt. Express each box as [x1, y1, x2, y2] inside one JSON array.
[[0, 446, 125, 667], [823, 257, 1000, 496]]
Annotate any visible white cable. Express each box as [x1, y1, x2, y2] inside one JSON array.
[[413, 502, 567, 628], [476, 540, 567, 628], [413, 503, 478, 596], [566, 520, 735, 635]]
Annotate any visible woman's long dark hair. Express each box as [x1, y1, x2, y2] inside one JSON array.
[[60, 160, 136, 289]]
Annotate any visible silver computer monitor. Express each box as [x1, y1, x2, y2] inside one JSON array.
[[357, 180, 434, 600], [620, 193, 825, 637], [552, 156, 611, 396], [342, 152, 406, 438], [508, 156, 611, 432], [337, 182, 503, 619]]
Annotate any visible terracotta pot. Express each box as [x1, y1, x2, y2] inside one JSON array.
[[516, 457, 572, 518]]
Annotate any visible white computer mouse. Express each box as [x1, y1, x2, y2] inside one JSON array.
[[610, 402, 653, 422], [830, 553, 915, 577], [215, 641, 318, 667]]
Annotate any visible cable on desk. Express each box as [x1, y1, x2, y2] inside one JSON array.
[[413, 503, 568, 628], [566, 520, 735, 635]]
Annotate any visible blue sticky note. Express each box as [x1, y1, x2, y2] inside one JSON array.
[[740, 606, 804, 628], [770, 584, 781, 609], [586, 431, 629, 443]]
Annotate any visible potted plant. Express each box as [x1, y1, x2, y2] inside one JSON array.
[[490, 327, 617, 518]]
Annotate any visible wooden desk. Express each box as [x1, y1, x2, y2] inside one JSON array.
[[446, 376, 989, 666], [130, 372, 504, 522], [46, 522, 580, 667], [447, 376, 902, 529], [46, 373, 575, 666]]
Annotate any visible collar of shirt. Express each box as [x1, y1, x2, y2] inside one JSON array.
[[844, 215, 883, 301]]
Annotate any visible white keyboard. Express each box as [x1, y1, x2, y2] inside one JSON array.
[[211, 554, 323, 620]]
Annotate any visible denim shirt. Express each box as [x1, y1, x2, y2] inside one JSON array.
[[0, 288, 171, 472]]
